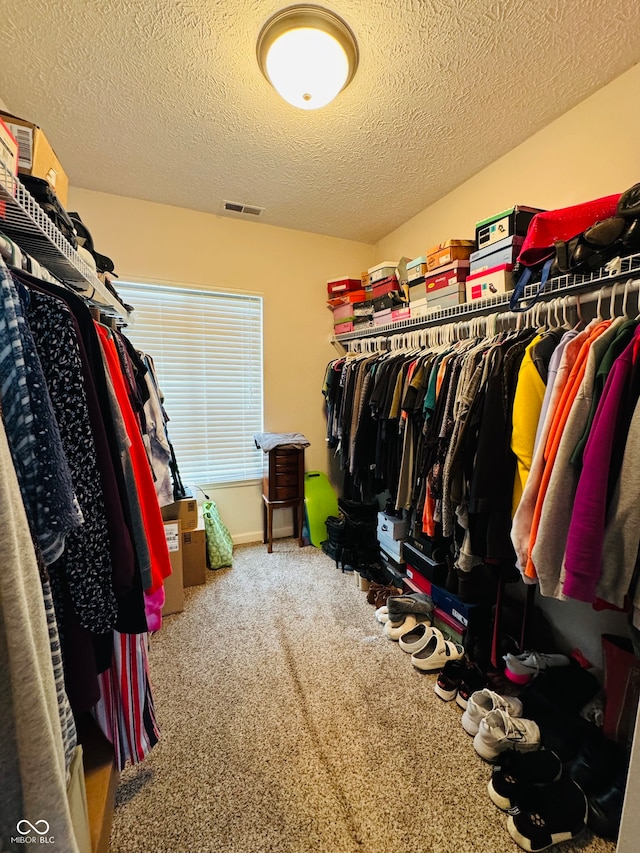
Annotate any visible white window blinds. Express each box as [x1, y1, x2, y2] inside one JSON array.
[[118, 281, 264, 485]]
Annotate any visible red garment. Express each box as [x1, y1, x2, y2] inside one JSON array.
[[96, 324, 172, 592]]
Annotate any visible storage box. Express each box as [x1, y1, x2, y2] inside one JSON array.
[[425, 260, 470, 294], [404, 564, 432, 595], [475, 206, 543, 250], [378, 527, 403, 563], [426, 280, 466, 309], [377, 511, 408, 541], [379, 548, 406, 587], [432, 607, 465, 645], [372, 276, 399, 299], [410, 300, 431, 319], [361, 270, 371, 288], [332, 301, 357, 322], [327, 276, 362, 295], [327, 289, 366, 308], [466, 263, 514, 302], [162, 520, 184, 616], [353, 316, 374, 331], [353, 300, 374, 317], [0, 111, 69, 205], [469, 234, 524, 274], [372, 293, 402, 313], [368, 261, 397, 283], [403, 541, 448, 585], [333, 320, 354, 334], [430, 583, 489, 629], [161, 497, 198, 531], [182, 526, 207, 587], [0, 117, 18, 193], [374, 308, 392, 326], [407, 256, 427, 281], [391, 306, 411, 322], [426, 240, 475, 272], [409, 282, 426, 303]]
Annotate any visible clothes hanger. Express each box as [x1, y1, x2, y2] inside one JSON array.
[[608, 282, 618, 321]]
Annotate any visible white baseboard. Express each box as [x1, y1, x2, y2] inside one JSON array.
[[232, 525, 294, 545]]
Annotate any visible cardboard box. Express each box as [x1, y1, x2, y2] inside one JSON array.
[[327, 276, 362, 295], [162, 520, 184, 616], [368, 261, 397, 283], [409, 281, 426, 303], [182, 526, 207, 587], [426, 240, 475, 272], [407, 256, 427, 281], [391, 306, 411, 322], [161, 497, 198, 531], [333, 320, 354, 334], [475, 206, 543, 250], [410, 300, 431, 319], [371, 276, 399, 299], [373, 308, 392, 326], [327, 290, 366, 308], [332, 301, 357, 322], [470, 235, 524, 274], [426, 280, 466, 309], [466, 263, 514, 302], [0, 117, 18, 193], [0, 111, 69, 205]]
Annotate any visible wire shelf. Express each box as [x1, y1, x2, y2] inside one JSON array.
[[0, 160, 129, 319], [331, 251, 640, 344]]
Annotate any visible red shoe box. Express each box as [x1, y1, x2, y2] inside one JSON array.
[[327, 277, 362, 295], [405, 563, 432, 595]]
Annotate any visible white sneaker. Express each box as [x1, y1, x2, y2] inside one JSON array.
[[473, 708, 540, 762], [410, 628, 464, 671], [461, 688, 524, 736], [503, 650, 570, 685]]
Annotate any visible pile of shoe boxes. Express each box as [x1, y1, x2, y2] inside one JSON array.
[[403, 534, 490, 646], [407, 240, 474, 317], [377, 509, 408, 587], [466, 205, 543, 303], [366, 261, 409, 327], [327, 276, 366, 334]]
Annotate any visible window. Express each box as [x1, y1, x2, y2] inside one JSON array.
[[118, 281, 263, 486]]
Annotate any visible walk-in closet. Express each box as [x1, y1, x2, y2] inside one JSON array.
[[2, 3, 640, 853]]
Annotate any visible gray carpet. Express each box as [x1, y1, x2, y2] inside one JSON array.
[[110, 540, 616, 853]]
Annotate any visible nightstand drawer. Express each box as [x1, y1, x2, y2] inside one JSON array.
[[273, 485, 300, 501]]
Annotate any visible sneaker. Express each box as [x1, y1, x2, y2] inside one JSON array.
[[434, 659, 468, 701], [504, 650, 570, 685], [473, 709, 540, 762], [507, 777, 587, 851], [488, 749, 562, 811], [455, 662, 488, 710], [461, 688, 524, 736]]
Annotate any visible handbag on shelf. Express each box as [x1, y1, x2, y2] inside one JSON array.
[[508, 190, 634, 311]]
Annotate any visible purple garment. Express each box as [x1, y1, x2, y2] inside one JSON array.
[[563, 325, 640, 601]]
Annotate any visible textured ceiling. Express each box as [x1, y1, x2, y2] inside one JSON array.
[[1, 0, 639, 243]]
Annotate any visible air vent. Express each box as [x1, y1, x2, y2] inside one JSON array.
[[223, 200, 265, 217]]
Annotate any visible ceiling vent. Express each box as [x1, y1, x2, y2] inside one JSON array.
[[223, 200, 265, 217]]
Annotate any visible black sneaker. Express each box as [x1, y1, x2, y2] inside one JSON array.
[[489, 749, 562, 811], [433, 659, 468, 701], [507, 777, 587, 851], [455, 662, 488, 710]]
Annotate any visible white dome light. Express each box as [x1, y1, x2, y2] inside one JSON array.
[[257, 5, 359, 111]]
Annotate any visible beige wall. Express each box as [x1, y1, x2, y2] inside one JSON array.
[[376, 62, 640, 260], [67, 187, 373, 542]]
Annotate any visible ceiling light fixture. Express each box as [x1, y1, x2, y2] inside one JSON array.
[[257, 4, 359, 111]]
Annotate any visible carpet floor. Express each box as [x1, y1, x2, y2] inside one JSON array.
[[110, 540, 616, 853]]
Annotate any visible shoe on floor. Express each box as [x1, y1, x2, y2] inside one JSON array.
[[384, 613, 424, 641], [374, 606, 389, 624], [410, 628, 464, 672], [398, 620, 433, 654], [473, 708, 540, 762], [456, 662, 488, 710], [488, 749, 562, 811], [506, 777, 587, 851], [434, 658, 468, 701], [386, 592, 433, 621], [504, 650, 570, 685], [461, 688, 524, 736]]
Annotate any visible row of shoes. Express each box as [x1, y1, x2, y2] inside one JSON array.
[[376, 611, 465, 672]]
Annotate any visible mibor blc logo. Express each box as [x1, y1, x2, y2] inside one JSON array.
[[11, 820, 55, 845]]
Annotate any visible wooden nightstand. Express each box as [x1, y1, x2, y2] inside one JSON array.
[[262, 446, 305, 553]]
